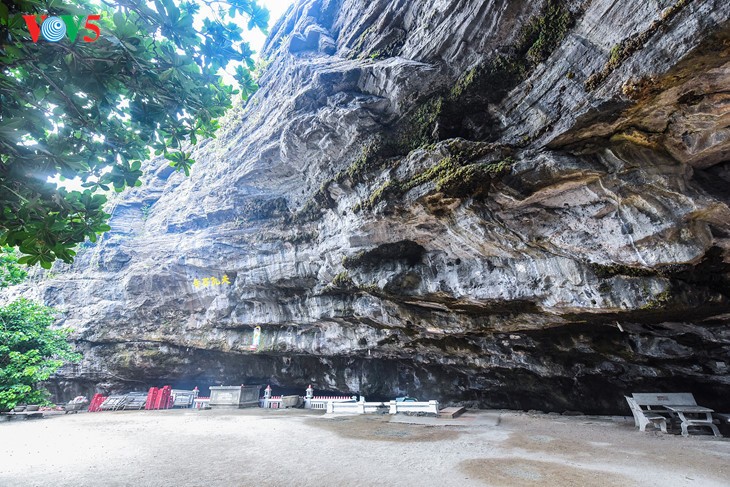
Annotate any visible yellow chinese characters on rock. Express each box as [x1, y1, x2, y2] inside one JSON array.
[[193, 274, 232, 288]]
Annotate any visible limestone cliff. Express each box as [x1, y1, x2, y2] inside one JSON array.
[[10, 0, 730, 413]]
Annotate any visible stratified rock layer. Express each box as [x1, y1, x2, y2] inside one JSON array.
[[12, 0, 730, 413]]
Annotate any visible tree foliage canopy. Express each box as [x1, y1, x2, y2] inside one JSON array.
[[0, 245, 28, 287], [0, 298, 81, 410], [0, 0, 268, 268]]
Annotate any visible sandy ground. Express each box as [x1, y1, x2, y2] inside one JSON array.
[[0, 409, 728, 487]]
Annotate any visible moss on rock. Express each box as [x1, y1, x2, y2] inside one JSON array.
[[585, 0, 693, 91]]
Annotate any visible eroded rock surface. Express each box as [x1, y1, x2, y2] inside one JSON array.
[[9, 0, 730, 413]]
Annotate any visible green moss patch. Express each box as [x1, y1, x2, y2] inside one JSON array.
[[585, 0, 693, 91], [343, 240, 426, 269], [358, 142, 513, 212], [441, 1, 577, 141], [450, 0, 575, 103], [520, 0, 574, 64], [590, 263, 658, 279], [236, 197, 289, 222]]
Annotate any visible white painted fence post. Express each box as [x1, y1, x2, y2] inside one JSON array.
[[389, 400, 397, 415], [428, 400, 439, 414], [326, 401, 334, 414]]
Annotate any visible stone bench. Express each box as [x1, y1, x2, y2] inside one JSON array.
[[625, 396, 667, 433], [632, 393, 721, 437]]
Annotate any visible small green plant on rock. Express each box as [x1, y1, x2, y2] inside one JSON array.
[[608, 44, 622, 67], [140, 204, 151, 221], [332, 271, 355, 288]]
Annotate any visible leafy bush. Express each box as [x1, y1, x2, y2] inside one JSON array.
[[0, 299, 81, 410]]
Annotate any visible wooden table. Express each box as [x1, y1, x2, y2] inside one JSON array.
[[663, 405, 721, 437]]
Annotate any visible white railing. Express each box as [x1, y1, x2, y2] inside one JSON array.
[[254, 388, 440, 416], [259, 396, 282, 409], [306, 396, 354, 410], [388, 400, 439, 415], [325, 399, 440, 415], [326, 400, 384, 414]]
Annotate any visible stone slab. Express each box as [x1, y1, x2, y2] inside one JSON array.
[[439, 406, 466, 419]]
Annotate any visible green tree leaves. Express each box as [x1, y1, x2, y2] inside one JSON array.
[[0, 0, 269, 266], [246, 2, 269, 32], [0, 246, 28, 287], [0, 298, 81, 409], [235, 64, 258, 101]]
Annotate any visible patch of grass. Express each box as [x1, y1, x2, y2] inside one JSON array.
[[291, 181, 337, 224], [359, 283, 380, 294], [342, 252, 364, 268], [402, 157, 456, 193], [321, 271, 383, 295], [487, 158, 513, 174], [403, 154, 512, 196], [368, 35, 406, 60], [444, 139, 497, 161]]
